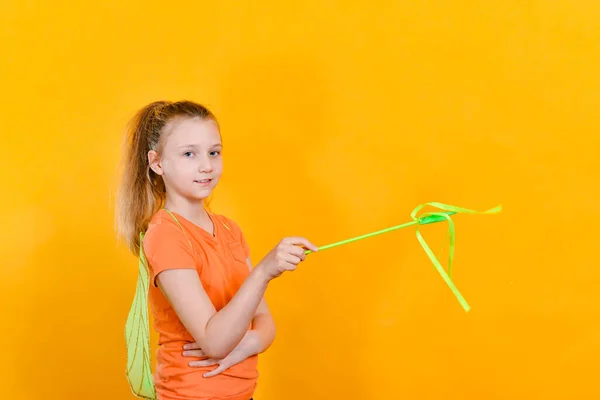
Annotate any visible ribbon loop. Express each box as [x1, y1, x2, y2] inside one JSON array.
[[413, 202, 500, 312]]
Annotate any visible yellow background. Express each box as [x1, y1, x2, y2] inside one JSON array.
[[2, 1, 599, 399]]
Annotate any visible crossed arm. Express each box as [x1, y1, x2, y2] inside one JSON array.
[[156, 257, 276, 360]]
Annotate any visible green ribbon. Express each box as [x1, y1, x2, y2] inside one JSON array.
[[305, 202, 502, 312]]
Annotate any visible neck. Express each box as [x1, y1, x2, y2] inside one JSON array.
[[164, 195, 211, 227]]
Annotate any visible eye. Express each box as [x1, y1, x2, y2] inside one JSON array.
[[183, 151, 194, 157], [209, 150, 221, 157]]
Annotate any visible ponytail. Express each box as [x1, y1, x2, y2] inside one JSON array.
[[115, 100, 217, 254], [115, 101, 166, 254]]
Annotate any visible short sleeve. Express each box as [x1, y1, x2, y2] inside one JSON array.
[[142, 219, 198, 286]]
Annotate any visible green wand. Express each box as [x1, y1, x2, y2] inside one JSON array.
[[304, 202, 502, 312]]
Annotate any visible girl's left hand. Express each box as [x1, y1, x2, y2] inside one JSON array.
[[183, 331, 259, 378]]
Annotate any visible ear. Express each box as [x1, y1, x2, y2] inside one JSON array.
[[148, 150, 164, 176]]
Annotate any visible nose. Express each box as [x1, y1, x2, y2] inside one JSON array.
[[197, 154, 213, 173]]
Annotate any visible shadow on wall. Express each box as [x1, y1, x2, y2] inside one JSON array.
[[218, 55, 370, 399]]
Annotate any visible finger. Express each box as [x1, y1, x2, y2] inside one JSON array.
[[284, 261, 298, 271], [203, 363, 227, 378], [183, 349, 205, 358], [289, 245, 306, 261], [281, 244, 305, 260], [282, 252, 302, 266], [189, 358, 219, 368], [183, 342, 202, 350], [283, 237, 318, 252]]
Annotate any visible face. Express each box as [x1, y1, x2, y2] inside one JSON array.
[[148, 117, 223, 203]]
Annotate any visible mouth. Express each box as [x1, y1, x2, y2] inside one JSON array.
[[194, 178, 213, 186]]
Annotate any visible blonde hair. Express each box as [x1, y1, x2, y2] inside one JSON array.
[[115, 100, 217, 254]]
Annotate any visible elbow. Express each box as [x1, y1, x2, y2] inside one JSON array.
[[189, 334, 231, 360], [204, 346, 229, 360], [267, 317, 277, 344], [263, 322, 276, 348], [265, 326, 276, 351], [255, 319, 277, 354]]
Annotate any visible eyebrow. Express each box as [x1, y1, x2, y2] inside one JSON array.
[[178, 143, 222, 149]]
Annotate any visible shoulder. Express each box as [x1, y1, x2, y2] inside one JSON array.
[[142, 210, 192, 259], [144, 210, 185, 239], [142, 210, 197, 279]]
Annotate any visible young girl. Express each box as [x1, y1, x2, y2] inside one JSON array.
[[116, 100, 318, 400]]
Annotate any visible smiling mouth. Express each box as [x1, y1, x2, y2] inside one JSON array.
[[194, 179, 213, 185]]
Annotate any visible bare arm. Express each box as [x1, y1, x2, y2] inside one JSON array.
[[156, 237, 316, 359], [157, 266, 268, 359]]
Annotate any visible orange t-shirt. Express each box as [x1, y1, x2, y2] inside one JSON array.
[[142, 209, 258, 400]]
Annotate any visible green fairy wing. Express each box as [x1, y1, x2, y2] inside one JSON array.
[[124, 232, 156, 399]]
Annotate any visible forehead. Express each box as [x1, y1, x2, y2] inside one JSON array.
[[163, 117, 221, 147]]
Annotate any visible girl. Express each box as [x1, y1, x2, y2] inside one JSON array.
[[115, 100, 318, 400]]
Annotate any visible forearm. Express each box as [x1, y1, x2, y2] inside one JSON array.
[[234, 317, 275, 361], [204, 267, 270, 358]]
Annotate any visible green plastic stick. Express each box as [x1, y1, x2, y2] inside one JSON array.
[[304, 212, 457, 253], [305, 203, 502, 312]]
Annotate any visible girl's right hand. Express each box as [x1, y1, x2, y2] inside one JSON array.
[[256, 237, 318, 281]]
